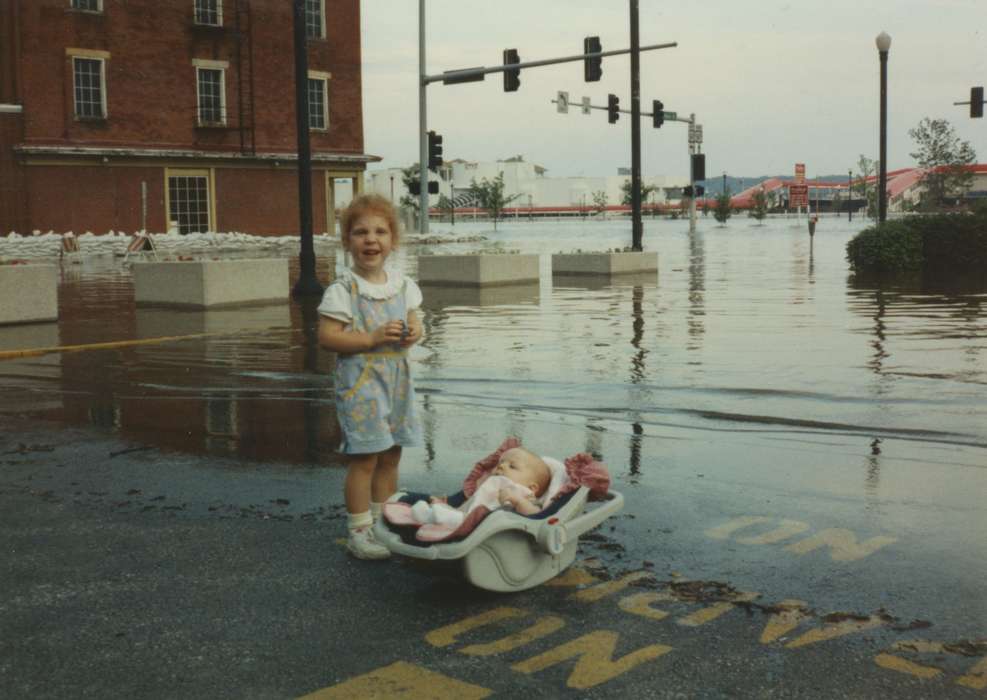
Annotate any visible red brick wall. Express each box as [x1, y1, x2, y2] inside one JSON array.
[[216, 166, 329, 235], [0, 113, 27, 232], [17, 0, 363, 155]]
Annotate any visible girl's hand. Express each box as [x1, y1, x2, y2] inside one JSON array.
[[369, 320, 405, 348], [399, 311, 423, 347]]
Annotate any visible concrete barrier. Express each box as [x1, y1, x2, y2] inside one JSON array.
[[417, 254, 539, 287], [551, 251, 658, 276], [0, 264, 58, 325], [132, 258, 288, 308]]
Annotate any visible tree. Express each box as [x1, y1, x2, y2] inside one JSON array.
[[908, 117, 976, 211], [592, 190, 609, 218], [713, 192, 732, 224], [399, 165, 420, 218], [855, 155, 877, 219], [620, 179, 657, 206], [436, 194, 455, 223], [468, 173, 519, 230], [749, 189, 768, 222]]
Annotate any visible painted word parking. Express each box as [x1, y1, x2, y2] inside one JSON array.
[[301, 517, 986, 697]]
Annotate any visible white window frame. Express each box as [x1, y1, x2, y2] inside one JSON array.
[[193, 0, 223, 27], [165, 168, 216, 235], [193, 59, 229, 126], [70, 0, 103, 13], [304, 0, 326, 39], [307, 71, 330, 131], [66, 49, 109, 120]]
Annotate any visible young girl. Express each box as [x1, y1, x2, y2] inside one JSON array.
[[318, 194, 424, 559]]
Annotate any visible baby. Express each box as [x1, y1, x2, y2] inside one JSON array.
[[409, 447, 552, 529]]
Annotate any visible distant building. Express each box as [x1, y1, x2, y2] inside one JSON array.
[[366, 158, 690, 213], [0, 0, 377, 235]]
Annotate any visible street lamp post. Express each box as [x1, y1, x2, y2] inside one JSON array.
[[876, 31, 891, 223], [847, 170, 852, 222]]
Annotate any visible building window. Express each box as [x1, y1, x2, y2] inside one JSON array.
[[305, 0, 325, 39], [196, 67, 226, 125], [194, 0, 222, 26], [70, 0, 102, 12], [72, 57, 106, 119], [307, 75, 328, 130], [167, 171, 213, 235]]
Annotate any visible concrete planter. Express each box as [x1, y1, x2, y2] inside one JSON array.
[[132, 258, 288, 308], [551, 251, 658, 277], [417, 254, 539, 287], [0, 264, 58, 325]]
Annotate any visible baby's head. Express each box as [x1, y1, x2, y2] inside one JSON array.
[[492, 447, 551, 497], [340, 194, 401, 249]]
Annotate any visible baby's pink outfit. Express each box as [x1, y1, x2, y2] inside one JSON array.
[[410, 475, 536, 530]]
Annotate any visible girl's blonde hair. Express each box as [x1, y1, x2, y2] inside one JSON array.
[[340, 194, 401, 247]]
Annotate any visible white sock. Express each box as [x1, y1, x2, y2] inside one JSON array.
[[348, 511, 373, 531], [432, 503, 465, 529], [370, 501, 384, 521]]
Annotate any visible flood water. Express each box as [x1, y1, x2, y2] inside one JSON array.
[[2, 216, 985, 494]]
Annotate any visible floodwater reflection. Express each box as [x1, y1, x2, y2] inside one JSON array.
[[1, 221, 985, 488]]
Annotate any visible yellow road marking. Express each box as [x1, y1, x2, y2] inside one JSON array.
[[736, 519, 810, 545], [618, 591, 675, 621], [570, 571, 653, 602], [759, 600, 810, 644], [298, 660, 491, 699], [677, 592, 759, 628], [957, 656, 987, 690], [460, 616, 565, 657], [545, 566, 599, 587], [874, 653, 943, 680], [425, 607, 526, 649], [786, 614, 885, 649], [705, 516, 771, 540], [784, 529, 897, 562], [0, 326, 281, 361], [511, 631, 672, 690]]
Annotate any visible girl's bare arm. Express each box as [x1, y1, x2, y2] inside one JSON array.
[[318, 316, 404, 354]]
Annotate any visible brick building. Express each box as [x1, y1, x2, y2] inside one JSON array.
[[0, 0, 376, 236]]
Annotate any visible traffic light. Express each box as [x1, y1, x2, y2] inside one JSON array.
[[682, 186, 694, 198], [408, 181, 420, 195], [607, 94, 619, 124], [695, 185, 705, 197], [428, 181, 439, 194], [584, 36, 602, 82], [972, 86, 984, 118], [503, 48, 520, 92], [691, 153, 706, 182], [427, 131, 443, 171], [652, 99, 664, 128]]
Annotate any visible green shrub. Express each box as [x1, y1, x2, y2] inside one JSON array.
[[846, 210, 987, 275], [845, 221, 923, 272]]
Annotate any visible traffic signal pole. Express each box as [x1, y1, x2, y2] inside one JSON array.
[[630, 0, 642, 251], [418, 0, 429, 233]]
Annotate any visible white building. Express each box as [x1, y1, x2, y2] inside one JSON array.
[[366, 158, 690, 211]]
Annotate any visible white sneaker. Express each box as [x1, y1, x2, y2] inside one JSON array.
[[346, 526, 390, 560]]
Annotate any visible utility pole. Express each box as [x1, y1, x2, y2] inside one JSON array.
[[291, 0, 322, 297], [629, 0, 642, 250], [418, 0, 429, 233], [688, 113, 698, 234]]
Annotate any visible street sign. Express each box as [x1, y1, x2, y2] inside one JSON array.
[[556, 91, 569, 113], [789, 183, 809, 208], [581, 96, 591, 115], [663, 111, 677, 121], [795, 163, 805, 184]]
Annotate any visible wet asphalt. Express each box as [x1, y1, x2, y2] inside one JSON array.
[[2, 413, 984, 699]]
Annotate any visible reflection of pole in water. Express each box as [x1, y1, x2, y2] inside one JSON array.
[[299, 297, 324, 462], [422, 392, 436, 468], [869, 290, 889, 374], [629, 421, 642, 481], [630, 285, 648, 383], [688, 230, 706, 351], [865, 437, 882, 501]]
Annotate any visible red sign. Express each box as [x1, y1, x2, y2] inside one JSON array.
[[795, 163, 806, 184], [789, 183, 809, 208]]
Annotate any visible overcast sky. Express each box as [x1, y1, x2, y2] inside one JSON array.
[[359, 0, 986, 180]]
